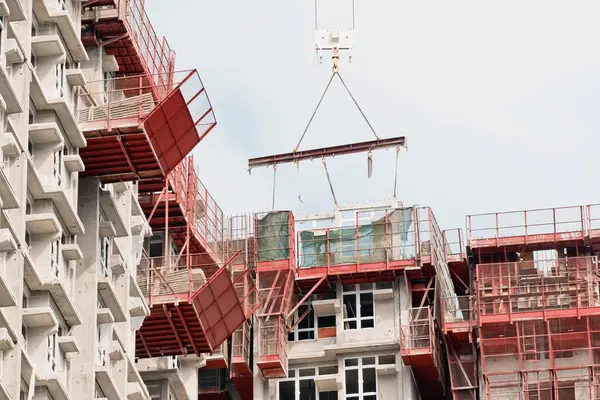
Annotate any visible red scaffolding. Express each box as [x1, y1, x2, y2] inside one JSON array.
[[77, 71, 216, 183], [468, 204, 600, 400], [82, 0, 175, 95], [254, 211, 296, 379]]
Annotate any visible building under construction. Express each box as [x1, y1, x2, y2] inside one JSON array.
[[0, 0, 595, 399]]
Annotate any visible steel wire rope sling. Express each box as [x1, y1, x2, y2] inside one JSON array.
[[250, 0, 406, 208]]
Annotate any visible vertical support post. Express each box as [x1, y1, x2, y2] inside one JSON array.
[[164, 177, 169, 276]]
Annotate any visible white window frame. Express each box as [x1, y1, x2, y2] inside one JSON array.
[[277, 365, 339, 400], [50, 239, 60, 278], [342, 284, 375, 330], [99, 237, 110, 278], [53, 149, 63, 186], [55, 62, 65, 97], [344, 356, 377, 400], [47, 333, 57, 372], [288, 304, 316, 342]]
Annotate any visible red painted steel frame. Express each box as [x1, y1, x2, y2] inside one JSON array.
[[469, 204, 600, 400], [247, 136, 406, 169]]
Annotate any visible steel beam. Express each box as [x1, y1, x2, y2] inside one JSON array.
[[248, 136, 406, 170]]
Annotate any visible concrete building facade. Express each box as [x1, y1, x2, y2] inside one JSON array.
[[0, 0, 218, 399]]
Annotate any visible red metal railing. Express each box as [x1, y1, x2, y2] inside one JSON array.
[[442, 295, 474, 333], [476, 256, 599, 321], [136, 249, 244, 306], [125, 0, 175, 97], [76, 70, 216, 137], [297, 207, 418, 270], [258, 316, 288, 373], [443, 228, 465, 263], [587, 204, 600, 239], [168, 157, 225, 263], [467, 206, 585, 249], [400, 307, 436, 355]]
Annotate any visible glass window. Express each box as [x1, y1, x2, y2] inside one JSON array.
[[289, 305, 316, 342], [279, 366, 338, 400], [343, 284, 376, 330], [344, 357, 377, 399]]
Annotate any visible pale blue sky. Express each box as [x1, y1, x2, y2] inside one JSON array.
[[145, 1, 600, 231]]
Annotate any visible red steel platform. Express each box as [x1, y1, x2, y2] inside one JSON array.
[[135, 259, 247, 358], [78, 70, 216, 183]]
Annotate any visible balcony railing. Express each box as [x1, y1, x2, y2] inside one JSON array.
[[400, 307, 436, 354], [76, 70, 213, 131], [167, 157, 225, 263], [442, 295, 474, 331], [297, 207, 418, 270], [467, 206, 585, 248], [476, 256, 599, 319], [125, 0, 175, 98], [442, 228, 465, 263], [136, 252, 225, 305], [258, 316, 287, 372]]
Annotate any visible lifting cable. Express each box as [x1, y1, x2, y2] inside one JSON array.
[[293, 70, 380, 153], [271, 165, 277, 210], [322, 158, 338, 207], [393, 146, 400, 199]]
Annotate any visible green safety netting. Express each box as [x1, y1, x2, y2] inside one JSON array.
[[256, 211, 291, 262], [298, 208, 415, 268]]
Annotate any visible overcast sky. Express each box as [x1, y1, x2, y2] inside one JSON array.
[[145, 1, 600, 231]]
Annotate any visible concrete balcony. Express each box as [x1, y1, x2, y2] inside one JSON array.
[[126, 355, 150, 400], [27, 158, 84, 236], [0, 53, 22, 113], [23, 254, 81, 326], [103, 55, 119, 72], [63, 154, 84, 172], [313, 374, 343, 392], [0, 381, 9, 400], [0, 327, 15, 351], [137, 356, 188, 400], [0, 251, 16, 307], [65, 69, 86, 86], [129, 274, 150, 318], [5, 37, 25, 63], [98, 276, 127, 323], [99, 220, 117, 238], [57, 336, 79, 354], [127, 382, 148, 400], [25, 213, 61, 235], [22, 307, 58, 329], [100, 188, 129, 237], [0, 159, 18, 210], [31, 34, 66, 58], [109, 339, 125, 362], [0, 1, 7, 15], [0, 228, 16, 252], [95, 346, 123, 400], [110, 253, 125, 276], [28, 122, 64, 145], [32, 0, 88, 62], [0, 308, 18, 347], [97, 307, 115, 325], [30, 71, 86, 148], [35, 375, 70, 400], [4, 0, 25, 21], [61, 243, 83, 261]]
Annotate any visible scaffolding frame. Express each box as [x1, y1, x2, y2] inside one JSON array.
[[469, 203, 600, 400]]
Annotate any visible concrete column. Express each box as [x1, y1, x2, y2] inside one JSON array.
[[72, 177, 100, 399]]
